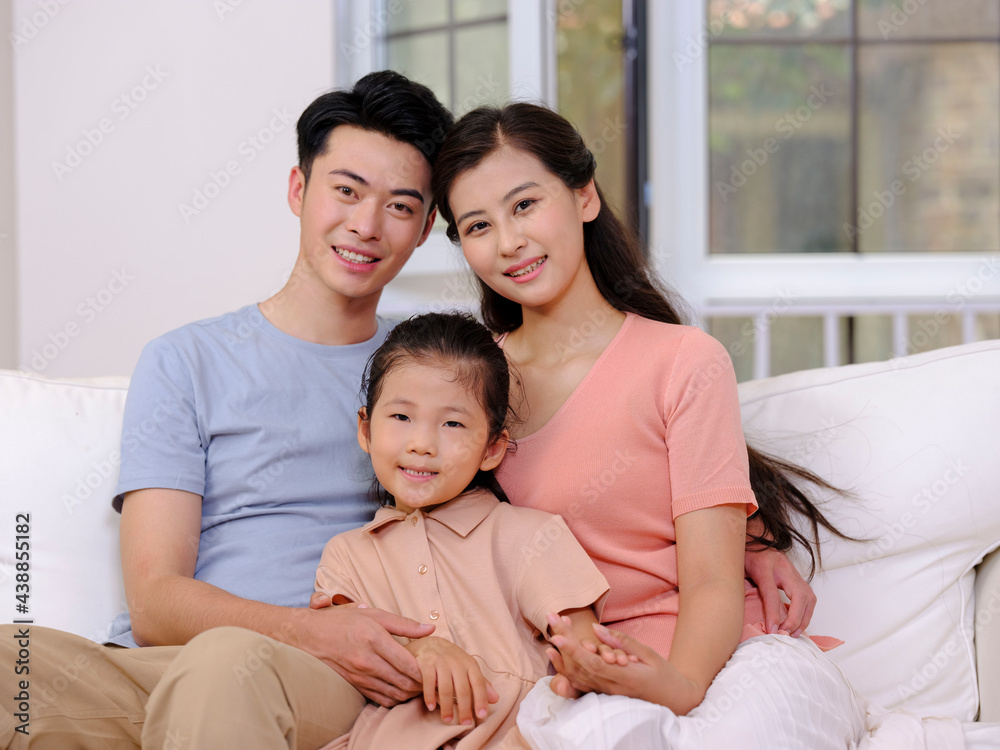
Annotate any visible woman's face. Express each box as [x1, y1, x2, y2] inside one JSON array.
[[449, 146, 600, 313]]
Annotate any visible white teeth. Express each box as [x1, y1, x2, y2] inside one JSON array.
[[335, 247, 377, 264], [403, 468, 433, 477], [509, 257, 545, 277]]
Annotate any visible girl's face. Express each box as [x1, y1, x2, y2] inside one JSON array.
[[358, 360, 507, 514], [449, 146, 601, 313]]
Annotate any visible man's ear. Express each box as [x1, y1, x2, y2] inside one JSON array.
[[357, 407, 371, 455], [415, 207, 437, 247], [479, 430, 509, 472], [288, 166, 306, 218], [578, 178, 601, 223]]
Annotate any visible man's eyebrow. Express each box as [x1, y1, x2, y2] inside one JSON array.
[[455, 182, 538, 226], [328, 169, 425, 204]]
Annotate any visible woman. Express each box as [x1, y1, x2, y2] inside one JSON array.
[[431, 102, 868, 748]]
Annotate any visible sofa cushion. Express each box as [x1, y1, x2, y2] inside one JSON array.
[[0, 370, 130, 642], [738, 339, 1000, 721]]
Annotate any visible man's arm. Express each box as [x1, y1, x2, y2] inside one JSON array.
[[120, 488, 433, 705]]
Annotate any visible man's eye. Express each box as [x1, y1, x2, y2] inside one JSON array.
[[338, 186, 354, 197], [391, 202, 413, 214]]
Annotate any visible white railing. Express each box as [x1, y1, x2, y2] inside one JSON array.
[[697, 300, 1000, 380]]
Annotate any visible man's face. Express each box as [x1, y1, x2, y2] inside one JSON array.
[[287, 125, 435, 306]]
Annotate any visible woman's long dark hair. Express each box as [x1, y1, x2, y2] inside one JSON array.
[[360, 311, 515, 507], [432, 103, 850, 576]]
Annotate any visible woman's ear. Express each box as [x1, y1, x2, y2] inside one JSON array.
[[578, 178, 601, 223], [357, 407, 371, 455], [480, 430, 510, 472]]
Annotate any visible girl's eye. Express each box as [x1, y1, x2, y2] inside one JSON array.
[[514, 199, 534, 213], [391, 414, 410, 422], [444, 420, 464, 428]]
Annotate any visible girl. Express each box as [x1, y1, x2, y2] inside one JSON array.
[[316, 311, 615, 750], [431, 104, 869, 748]]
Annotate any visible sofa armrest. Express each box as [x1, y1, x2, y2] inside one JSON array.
[[976, 546, 1000, 721]]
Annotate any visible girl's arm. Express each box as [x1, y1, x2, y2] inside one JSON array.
[[546, 503, 747, 715], [404, 636, 500, 725]]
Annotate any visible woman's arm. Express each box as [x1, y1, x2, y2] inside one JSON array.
[[666, 502, 747, 710], [546, 503, 746, 715]]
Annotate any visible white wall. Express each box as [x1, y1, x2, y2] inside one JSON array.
[[12, 0, 337, 377], [0, 5, 16, 369]]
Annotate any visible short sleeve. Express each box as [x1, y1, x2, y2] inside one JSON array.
[[516, 514, 610, 635], [665, 329, 758, 520], [315, 534, 365, 603], [113, 337, 207, 511]]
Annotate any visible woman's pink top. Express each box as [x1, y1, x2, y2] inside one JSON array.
[[497, 313, 828, 658]]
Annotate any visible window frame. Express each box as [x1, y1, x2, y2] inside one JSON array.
[[648, 1, 1000, 321]]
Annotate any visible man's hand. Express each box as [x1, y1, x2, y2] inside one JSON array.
[[298, 599, 435, 706], [404, 636, 499, 725], [744, 546, 816, 636]]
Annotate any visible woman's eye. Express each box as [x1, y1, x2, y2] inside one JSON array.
[[338, 186, 355, 197], [465, 221, 488, 235], [514, 199, 534, 213]]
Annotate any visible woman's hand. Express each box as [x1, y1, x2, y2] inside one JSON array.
[[743, 546, 816, 636], [546, 616, 704, 715], [404, 636, 500, 725]]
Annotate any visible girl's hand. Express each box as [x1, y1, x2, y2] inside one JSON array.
[[546, 619, 705, 715], [404, 636, 500, 725]]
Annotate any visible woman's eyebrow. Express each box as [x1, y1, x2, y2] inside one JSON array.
[[455, 182, 540, 226]]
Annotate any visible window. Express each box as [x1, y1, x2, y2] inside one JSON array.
[[651, 1, 1000, 380]]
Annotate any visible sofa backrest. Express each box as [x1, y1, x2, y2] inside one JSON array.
[[739, 339, 1000, 722]]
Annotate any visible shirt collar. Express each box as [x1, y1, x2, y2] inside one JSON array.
[[363, 489, 499, 538]]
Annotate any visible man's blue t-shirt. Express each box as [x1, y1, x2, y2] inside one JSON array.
[[108, 304, 391, 647]]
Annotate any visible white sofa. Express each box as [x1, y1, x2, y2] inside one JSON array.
[[1, 340, 999, 736]]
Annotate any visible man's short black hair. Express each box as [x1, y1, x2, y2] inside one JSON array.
[[296, 70, 454, 188]]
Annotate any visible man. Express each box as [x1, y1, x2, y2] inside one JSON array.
[[1, 70, 453, 749]]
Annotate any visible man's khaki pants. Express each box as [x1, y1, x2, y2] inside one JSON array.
[[0, 625, 366, 749]]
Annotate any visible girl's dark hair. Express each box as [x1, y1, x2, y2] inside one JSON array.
[[361, 311, 514, 507], [431, 102, 850, 576]]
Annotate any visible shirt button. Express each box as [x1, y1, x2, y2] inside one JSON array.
[[429, 610, 439, 620], [418, 565, 428, 574], [410, 516, 418, 526]]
